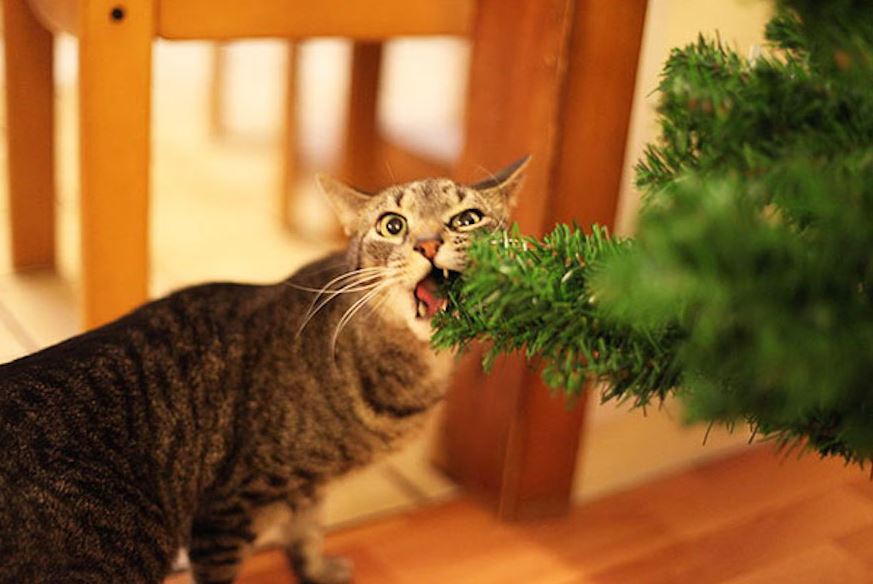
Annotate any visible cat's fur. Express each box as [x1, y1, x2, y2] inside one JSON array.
[[0, 158, 527, 584]]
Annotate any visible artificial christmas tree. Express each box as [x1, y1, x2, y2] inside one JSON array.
[[435, 0, 873, 465]]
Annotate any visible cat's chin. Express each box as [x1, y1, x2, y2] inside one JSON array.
[[388, 292, 440, 343], [407, 313, 435, 342], [372, 289, 433, 343]]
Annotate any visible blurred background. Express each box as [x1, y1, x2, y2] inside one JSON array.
[[0, 0, 775, 528]]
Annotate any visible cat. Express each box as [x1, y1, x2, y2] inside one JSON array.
[[0, 157, 528, 584]]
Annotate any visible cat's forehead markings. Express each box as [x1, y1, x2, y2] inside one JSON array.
[[393, 183, 423, 208], [393, 188, 405, 207], [430, 179, 464, 204], [386, 179, 465, 216]]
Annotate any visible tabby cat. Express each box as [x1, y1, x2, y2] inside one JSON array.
[[0, 157, 528, 584]]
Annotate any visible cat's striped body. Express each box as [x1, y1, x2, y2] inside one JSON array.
[[0, 254, 442, 583], [0, 160, 527, 583]]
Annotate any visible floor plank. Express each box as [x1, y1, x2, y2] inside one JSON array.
[[724, 544, 869, 584], [590, 487, 873, 584], [836, 522, 873, 571], [165, 445, 873, 584]]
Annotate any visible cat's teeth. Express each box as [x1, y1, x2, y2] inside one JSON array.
[[417, 300, 428, 318], [443, 268, 449, 279]]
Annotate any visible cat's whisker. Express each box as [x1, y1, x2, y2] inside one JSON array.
[[308, 268, 395, 306], [359, 289, 393, 324], [301, 266, 388, 311], [330, 279, 399, 354], [330, 288, 390, 355], [475, 163, 500, 186], [297, 269, 399, 337], [298, 277, 379, 333], [298, 281, 382, 338], [284, 257, 349, 279], [286, 277, 386, 295], [384, 160, 397, 183], [331, 290, 384, 351], [333, 279, 399, 339], [285, 266, 387, 294], [291, 271, 384, 318], [306, 269, 397, 319]]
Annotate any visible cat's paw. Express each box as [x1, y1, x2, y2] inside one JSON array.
[[301, 555, 353, 584]]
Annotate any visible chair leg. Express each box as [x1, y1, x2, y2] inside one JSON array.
[[279, 41, 299, 229], [208, 42, 231, 139], [3, 0, 56, 270], [341, 41, 384, 191], [78, 0, 154, 327]]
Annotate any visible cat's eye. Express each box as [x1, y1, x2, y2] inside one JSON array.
[[376, 213, 408, 239], [450, 209, 485, 230]]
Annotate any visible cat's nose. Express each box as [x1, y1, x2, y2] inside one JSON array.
[[414, 237, 442, 260]]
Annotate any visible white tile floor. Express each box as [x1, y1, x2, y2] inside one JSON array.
[[0, 38, 460, 530]]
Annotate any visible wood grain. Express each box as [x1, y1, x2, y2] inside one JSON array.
[[441, 0, 648, 521], [28, 0, 77, 34], [551, 0, 650, 230], [79, 0, 154, 326], [340, 42, 384, 193], [207, 43, 230, 140], [4, 0, 56, 270], [29, 0, 473, 39], [164, 446, 873, 583], [279, 42, 299, 230], [440, 0, 576, 521], [157, 0, 474, 40]]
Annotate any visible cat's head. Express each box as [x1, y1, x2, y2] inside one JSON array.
[[317, 156, 529, 340]]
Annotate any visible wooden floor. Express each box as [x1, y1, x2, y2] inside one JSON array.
[[166, 445, 873, 583]]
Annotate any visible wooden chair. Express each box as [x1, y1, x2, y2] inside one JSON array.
[[4, 0, 648, 520], [3, 0, 473, 328]]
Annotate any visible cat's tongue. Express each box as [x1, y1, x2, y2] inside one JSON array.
[[414, 277, 445, 318]]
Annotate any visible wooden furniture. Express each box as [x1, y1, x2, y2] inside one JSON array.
[[3, 0, 473, 327], [439, 0, 648, 520], [4, 0, 647, 520]]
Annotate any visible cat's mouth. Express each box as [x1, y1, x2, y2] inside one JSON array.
[[414, 267, 459, 319]]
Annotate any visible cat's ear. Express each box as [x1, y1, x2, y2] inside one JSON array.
[[469, 155, 530, 210], [316, 174, 372, 235]]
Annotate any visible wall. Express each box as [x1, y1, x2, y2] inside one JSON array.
[[575, 0, 775, 502]]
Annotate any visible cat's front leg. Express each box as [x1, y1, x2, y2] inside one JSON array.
[[188, 508, 254, 584], [283, 495, 352, 584]]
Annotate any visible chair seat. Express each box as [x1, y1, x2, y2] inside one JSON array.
[[27, 0, 473, 39]]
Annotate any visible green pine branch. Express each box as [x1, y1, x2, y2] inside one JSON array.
[[433, 1, 873, 466], [432, 225, 682, 408]]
